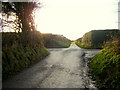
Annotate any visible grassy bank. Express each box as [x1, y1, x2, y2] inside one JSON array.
[[42, 33, 71, 48], [75, 41, 93, 49], [76, 30, 119, 49], [2, 32, 49, 80], [3, 45, 49, 80], [90, 35, 120, 88]]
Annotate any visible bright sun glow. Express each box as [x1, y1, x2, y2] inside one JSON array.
[[35, 0, 118, 40]]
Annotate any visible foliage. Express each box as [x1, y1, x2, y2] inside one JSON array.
[[90, 33, 120, 89], [3, 44, 49, 80], [2, 1, 50, 81], [2, 2, 39, 32], [75, 41, 92, 49], [2, 31, 43, 47], [2, 32, 49, 80], [76, 29, 119, 49], [42, 33, 71, 48]]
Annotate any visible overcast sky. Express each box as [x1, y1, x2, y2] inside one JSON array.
[[35, 0, 118, 40]]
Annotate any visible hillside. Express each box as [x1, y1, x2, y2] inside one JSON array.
[[90, 33, 120, 88], [42, 33, 71, 48], [76, 29, 119, 48]]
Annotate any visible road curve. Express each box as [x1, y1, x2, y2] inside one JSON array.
[[3, 43, 99, 88]]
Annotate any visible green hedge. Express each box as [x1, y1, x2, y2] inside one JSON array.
[[42, 33, 71, 48], [2, 45, 49, 80], [76, 30, 119, 49], [2, 32, 49, 80], [90, 48, 120, 88], [75, 41, 92, 49]]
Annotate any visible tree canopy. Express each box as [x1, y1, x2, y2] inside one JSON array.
[[2, 1, 40, 32]]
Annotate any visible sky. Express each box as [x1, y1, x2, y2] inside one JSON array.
[[35, 0, 118, 40]]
